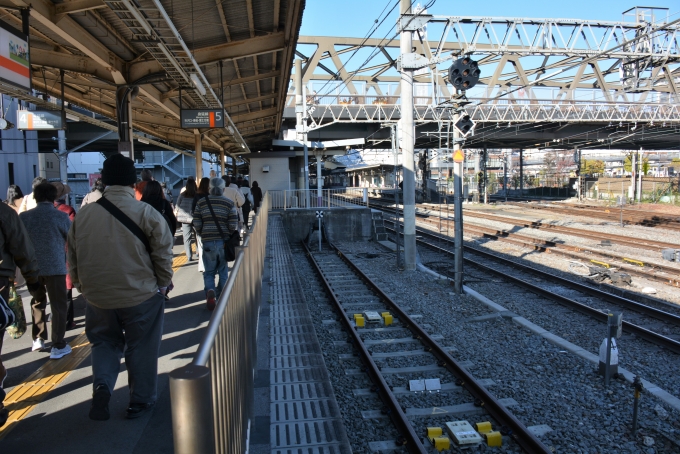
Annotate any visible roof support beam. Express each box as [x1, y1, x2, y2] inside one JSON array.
[[160, 70, 281, 101], [55, 0, 106, 16], [30, 48, 116, 84], [230, 107, 278, 124], [129, 32, 285, 80]]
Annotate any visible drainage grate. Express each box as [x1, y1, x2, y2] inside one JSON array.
[[268, 216, 352, 454]]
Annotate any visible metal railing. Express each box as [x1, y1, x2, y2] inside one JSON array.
[[169, 193, 270, 454], [268, 188, 371, 209]]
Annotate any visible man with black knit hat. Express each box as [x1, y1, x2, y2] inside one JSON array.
[[68, 153, 173, 421]]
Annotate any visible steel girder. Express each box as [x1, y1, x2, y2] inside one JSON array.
[[299, 101, 680, 129], [294, 12, 680, 130]]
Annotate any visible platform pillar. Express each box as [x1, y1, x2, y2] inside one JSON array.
[[195, 130, 203, 179]]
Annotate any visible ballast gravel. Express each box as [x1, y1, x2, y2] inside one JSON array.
[[290, 238, 680, 454]]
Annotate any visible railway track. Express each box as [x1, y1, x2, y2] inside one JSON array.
[[368, 200, 680, 289], [494, 200, 680, 231], [416, 212, 680, 288], [302, 240, 551, 453], [383, 221, 680, 355]]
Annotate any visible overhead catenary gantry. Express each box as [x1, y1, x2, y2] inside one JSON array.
[[291, 9, 680, 139], [0, 0, 304, 159]]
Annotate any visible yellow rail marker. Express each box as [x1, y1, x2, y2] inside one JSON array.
[[623, 258, 645, 267], [0, 251, 189, 439], [590, 260, 610, 269]]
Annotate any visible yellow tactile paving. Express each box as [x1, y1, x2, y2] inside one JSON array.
[[0, 250, 190, 439]]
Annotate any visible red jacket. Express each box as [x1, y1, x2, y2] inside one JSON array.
[[55, 201, 76, 221]]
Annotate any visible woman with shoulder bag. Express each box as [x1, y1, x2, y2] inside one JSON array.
[[175, 178, 197, 261], [239, 180, 254, 229]]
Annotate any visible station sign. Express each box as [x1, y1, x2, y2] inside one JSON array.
[[0, 19, 30, 92], [17, 109, 65, 130], [180, 109, 225, 129]]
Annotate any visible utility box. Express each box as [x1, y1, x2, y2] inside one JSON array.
[[662, 249, 679, 262], [445, 421, 483, 448], [598, 338, 618, 376]]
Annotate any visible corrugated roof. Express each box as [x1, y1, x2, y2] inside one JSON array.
[[0, 0, 305, 157]]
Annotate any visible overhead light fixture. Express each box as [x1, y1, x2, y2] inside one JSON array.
[[190, 73, 206, 96], [241, 143, 246, 149], [65, 113, 79, 122], [227, 126, 234, 134], [138, 137, 150, 144]]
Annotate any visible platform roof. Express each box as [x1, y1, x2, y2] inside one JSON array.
[[0, 0, 305, 157]]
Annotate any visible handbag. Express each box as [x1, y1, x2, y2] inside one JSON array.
[[6, 285, 26, 339], [204, 196, 240, 261]]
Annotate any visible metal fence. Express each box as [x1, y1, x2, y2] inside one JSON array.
[[268, 188, 369, 209], [169, 192, 270, 454]]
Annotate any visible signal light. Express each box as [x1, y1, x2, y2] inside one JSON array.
[[448, 57, 481, 91], [454, 115, 475, 136]]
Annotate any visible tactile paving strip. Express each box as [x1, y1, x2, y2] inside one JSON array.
[[268, 216, 351, 454]]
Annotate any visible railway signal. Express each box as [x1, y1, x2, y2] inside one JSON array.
[[448, 57, 481, 91], [454, 114, 475, 137]]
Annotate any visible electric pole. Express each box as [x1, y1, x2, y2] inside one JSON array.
[[399, 0, 417, 270]]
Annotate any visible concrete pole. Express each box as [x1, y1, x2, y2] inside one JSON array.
[[637, 148, 643, 203], [504, 153, 508, 201], [631, 152, 636, 202], [519, 149, 524, 196], [295, 59, 310, 207], [220, 149, 225, 176], [316, 152, 322, 207], [482, 146, 488, 204], [400, 0, 416, 270], [453, 111, 463, 294], [58, 129, 69, 205], [392, 124, 401, 268], [194, 130, 203, 180]]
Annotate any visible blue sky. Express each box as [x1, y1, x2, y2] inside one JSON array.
[[300, 0, 680, 37]]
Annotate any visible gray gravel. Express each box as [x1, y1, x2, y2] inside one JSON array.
[[291, 236, 680, 453]]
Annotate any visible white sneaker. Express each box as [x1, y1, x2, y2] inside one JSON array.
[[50, 344, 72, 360], [32, 338, 45, 352]]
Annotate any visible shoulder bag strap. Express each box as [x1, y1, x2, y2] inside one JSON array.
[[204, 196, 226, 240], [96, 197, 152, 254]]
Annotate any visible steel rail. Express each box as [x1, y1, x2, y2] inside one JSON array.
[[301, 241, 427, 454], [414, 214, 680, 288], [394, 225, 680, 355], [456, 208, 680, 252], [496, 201, 680, 231], [325, 243, 552, 453], [402, 221, 680, 327]]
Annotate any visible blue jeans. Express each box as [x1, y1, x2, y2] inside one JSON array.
[[202, 239, 228, 297]]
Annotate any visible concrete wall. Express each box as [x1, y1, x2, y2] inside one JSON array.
[[280, 208, 374, 244], [249, 157, 290, 193], [0, 95, 39, 196]]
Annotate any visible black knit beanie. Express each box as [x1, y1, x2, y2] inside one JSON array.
[[101, 153, 137, 186]]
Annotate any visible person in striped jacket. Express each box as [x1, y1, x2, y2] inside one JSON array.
[[192, 178, 238, 310]]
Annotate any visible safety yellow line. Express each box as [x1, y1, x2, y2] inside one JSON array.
[[0, 252, 189, 439]]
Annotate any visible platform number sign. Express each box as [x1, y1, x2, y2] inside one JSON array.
[[315, 211, 324, 219]]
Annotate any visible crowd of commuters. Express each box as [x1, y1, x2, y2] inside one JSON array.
[[0, 155, 261, 428]]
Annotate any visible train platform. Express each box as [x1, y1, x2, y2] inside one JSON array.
[[0, 209, 349, 454], [0, 235, 213, 453]]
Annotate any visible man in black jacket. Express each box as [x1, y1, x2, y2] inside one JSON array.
[[0, 202, 40, 427]]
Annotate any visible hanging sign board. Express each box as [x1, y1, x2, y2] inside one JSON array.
[[17, 110, 65, 130], [180, 109, 225, 129], [0, 19, 30, 92]]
